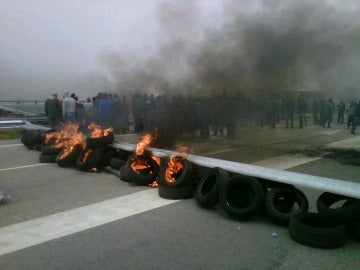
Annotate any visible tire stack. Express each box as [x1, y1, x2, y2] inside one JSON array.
[[21, 129, 43, 151], [76, 133, 114, 171], [157, 157, 195, 199], [39, 129, 64, 163], [120, 154, 160, 185], [289, 192, 360, 249]]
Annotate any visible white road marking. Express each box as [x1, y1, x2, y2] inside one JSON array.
[[0, 163, 49, 172], [317, 129, 341, 135], [252, 154, 321, 170], [0, 144, 22, 148], [326, 135, 360, 149], [0, 189, 177, 256]]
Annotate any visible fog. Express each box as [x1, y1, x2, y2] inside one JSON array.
[[1, 0, 359, 100]]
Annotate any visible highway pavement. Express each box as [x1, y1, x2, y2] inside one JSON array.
[[0, 124, 359, 270]]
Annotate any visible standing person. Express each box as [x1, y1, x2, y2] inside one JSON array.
[[297, 96, 306, 129], [44, 92, 62, 129], [120, 95, 130, 133], [350, 100, 360, 134], [111, 94, 122, 133], [319, 99, 328, 128], [284, 95, 295, 128], [99, 93, 112, 126], [311, 98, 319, 125], [347, 101, 356, 129], [326, 98, 335, 128], [132, 93, 145, 133], [337, 100, 346, 125], [83, 97, 94, 128], [62, 91, 76, 122]]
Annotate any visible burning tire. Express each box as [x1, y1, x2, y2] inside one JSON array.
[[86, 132, 114, 148], [39, 154, 57, 163], [316, 192, 360, 225], [158, 184, 194, 200], [264, 186, 309, 225], [289, 212, 347, 249], [120, 155, 159, 185], [109, 157, 126, 170], [219, 175, 265, 220], [76, 147, 105, 171], [158, 158, 194, 187], [41, 146, 63, 156], [56, 144, 83, 167], [195, 168, 229, 208]]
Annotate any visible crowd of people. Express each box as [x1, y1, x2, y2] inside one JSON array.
[[44, 90, 360, 144]]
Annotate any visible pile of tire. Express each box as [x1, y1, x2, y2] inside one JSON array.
[[289, 192, 360, 249], [39, 129, 63, 163], [21, 129, 45, 151], [103, 149, 131, 170], [120, 154, 160, 185], [261, 180, 309, 225], [157, 157, 195, 199], [76, 132, 114, 171]]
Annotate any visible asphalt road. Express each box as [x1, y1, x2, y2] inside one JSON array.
[[0, 125, 359, 270]]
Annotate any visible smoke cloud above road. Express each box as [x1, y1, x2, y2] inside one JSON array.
[[101, 0, 360, 99], [1, 0, 359, 100]]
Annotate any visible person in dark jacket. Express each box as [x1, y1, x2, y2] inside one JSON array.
[[337, 100, 346, 124], [350, 100, 360, 134], [44, 92, 62, 129]]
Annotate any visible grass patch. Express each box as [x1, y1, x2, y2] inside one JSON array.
[[0, 129, 22, 140]]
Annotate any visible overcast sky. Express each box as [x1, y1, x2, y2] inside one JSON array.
[[0, 0, 226, 99], [0, 0, 359, 100]]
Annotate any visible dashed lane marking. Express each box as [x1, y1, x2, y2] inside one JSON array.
[[0, 163, 49, 172], [0, 144, 23, 148]]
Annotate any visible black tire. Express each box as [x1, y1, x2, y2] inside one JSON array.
[[265, 186, 309, 225], [219, 175, 265, 220], [125, 155, 159, 186], [347, 220, 360, 242], [86, 132, 114, 148], [120, 165, 132, 183], [195, 168, 229, 208], [158, 184, 194, 200], [41, 146, 63, 155], [34, 143, 43, 152], [56, 145, 83, 167], [342, 200, 360, 242], [193, 165, 214, 185], [109, 157, 126, 170], [76, 147, 105, 171], [39, 154, 57, 163], [101, 148, 117, 166], [158, 158, 194, 187], [316, 192, 360, 225], [289, 212, 347, 249], [259, 179, 293, 191], [116, 150, 131, 161]]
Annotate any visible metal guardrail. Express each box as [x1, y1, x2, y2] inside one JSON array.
[[112, 142, 360, 199]]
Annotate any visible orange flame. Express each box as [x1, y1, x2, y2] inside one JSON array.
[[58, 123, 85, 159], [45, 131, 63, 148], [130, 156, 152, 174], [165, 156, 184, 183], [81, 149, 93, 163], [149, 180, 158, 187], [164, 146, 189, 183], [135, 133, 153, 156], [90, 168, 98, 172], [88, 123, 113, 138], [151, 156, 161, 166]]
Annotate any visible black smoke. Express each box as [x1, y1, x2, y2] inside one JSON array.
[[101, 0, 360, 99]]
